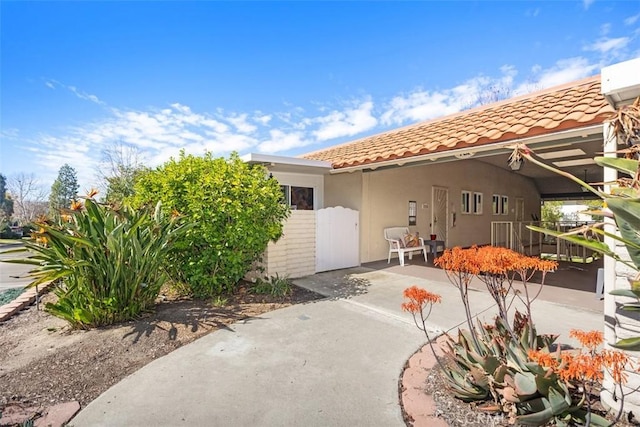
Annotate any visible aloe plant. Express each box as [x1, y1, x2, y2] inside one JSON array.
[[442, 315, 611, 426], [3, 197, 189, 328]]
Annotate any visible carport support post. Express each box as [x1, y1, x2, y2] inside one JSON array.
[[600, 122, 640, 414]]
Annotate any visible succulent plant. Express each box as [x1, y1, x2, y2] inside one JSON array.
[[439, 312, 611, 426]]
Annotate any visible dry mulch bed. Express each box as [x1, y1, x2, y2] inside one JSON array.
[[0, 283, 323, 420]]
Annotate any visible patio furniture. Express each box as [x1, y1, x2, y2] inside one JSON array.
[[384, 227, 429, 266], [424, 239, 445, 259]]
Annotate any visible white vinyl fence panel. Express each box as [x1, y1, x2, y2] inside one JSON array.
[[316, 206, 359, 272]]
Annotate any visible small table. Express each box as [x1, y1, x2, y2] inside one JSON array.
[[424, 240, 445, 260]]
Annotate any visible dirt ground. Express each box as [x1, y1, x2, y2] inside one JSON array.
[[0, 284, 323, 411]]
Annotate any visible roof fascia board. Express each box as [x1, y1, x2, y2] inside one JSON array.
[[241, 153, 332, 169], [330, 124, 604, 174]]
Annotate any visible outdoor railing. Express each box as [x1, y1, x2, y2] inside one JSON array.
[[491, 220, 601, 263]]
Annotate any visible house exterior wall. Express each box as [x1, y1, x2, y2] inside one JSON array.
[[324, 159, 540, 263], [248, 210, 317, 281], [271, 171, 326, 209], [269, 210, 316, 278], [324, 171, 363, 211]]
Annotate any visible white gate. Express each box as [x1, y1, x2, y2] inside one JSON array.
[[316, 206, 359, 272]]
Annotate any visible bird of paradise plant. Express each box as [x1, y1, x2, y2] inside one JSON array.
[[2, 190, 190, 329]]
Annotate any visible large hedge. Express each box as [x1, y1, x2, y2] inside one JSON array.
[[131, 152, 290, 297]]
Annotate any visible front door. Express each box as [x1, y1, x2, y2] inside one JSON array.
[[431, 186, 449, 245]]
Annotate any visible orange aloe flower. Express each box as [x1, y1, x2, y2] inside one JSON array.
[[434, 246, 481, 275], [569, 329, 603, 350], [401, 285, 442, 314], [528, 349, 560, 370]]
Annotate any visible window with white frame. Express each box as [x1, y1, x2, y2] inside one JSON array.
[[461, 191, 471, 214], [492, 194, 508, 215], [501, 196, 509, 215], [473, 192, 483, 214], [281, 185, 314, 210]]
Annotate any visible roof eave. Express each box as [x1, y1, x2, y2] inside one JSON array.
[[329, 123, 604, 174]]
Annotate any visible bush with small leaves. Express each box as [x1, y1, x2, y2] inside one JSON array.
[[130, 151, 289, 298]]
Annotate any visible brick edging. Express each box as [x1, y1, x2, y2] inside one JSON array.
[[399, 338, 448, 427], [0, 282, 53, 322]]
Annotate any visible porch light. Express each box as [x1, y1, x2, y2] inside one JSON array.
[[509, 158, 524, 171]]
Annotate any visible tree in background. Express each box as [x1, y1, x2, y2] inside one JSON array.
[[131, 151, 290, 297], [584, 198, 605, 221], [98, 141, 147, 203], [0, 173, 14, 220], [49, 164, 79, 217], [541, 200, 563, 224], [8, 172, 48, 224]]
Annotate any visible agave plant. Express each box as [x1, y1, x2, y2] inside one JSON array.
[[4, 196, 189, 329]]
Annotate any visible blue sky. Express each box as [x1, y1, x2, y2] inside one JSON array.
[[1, 1, 639, 193]]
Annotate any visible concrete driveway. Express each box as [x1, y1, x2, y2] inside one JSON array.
[[71, 266, 603, 427], [0, 242, 33, 292]]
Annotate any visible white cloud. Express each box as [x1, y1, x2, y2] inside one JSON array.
[[254, 113, 272, 125], [600, 23, 611, 36], [584, 36, 631, 54], [20, 102, 269, 188], [258, 130, 310, 153], [624, 13, 640, 26], [0, 128, 19, 139], [380, 68, 517, 126], [525, 8, 540, 18], [227, 113, 257, 134], [312, 100, 378, 141], [582, 0, 595, 10], [517, 57, 598, 92], [381, 90, 457, 126]]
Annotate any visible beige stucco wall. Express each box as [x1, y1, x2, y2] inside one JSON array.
[[324, 171, 363, 211], [325, 159, 540, 263]]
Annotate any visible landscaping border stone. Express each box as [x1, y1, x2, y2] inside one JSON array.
[[0, 282, 52, 322], [400, 338, 448, 427]]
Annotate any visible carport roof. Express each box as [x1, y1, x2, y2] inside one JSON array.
[[302, 75, 614, 170]]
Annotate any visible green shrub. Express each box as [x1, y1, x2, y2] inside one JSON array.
[[130, 151, 290, 298], [21, 224, 35, 237], [6, 196, 188, 329], [251, 273, 292, 298]]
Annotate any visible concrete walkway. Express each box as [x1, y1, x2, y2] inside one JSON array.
[[71, 266, 604, 427]]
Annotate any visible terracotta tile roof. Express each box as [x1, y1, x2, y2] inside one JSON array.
[[302, 76, 614, 169]]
